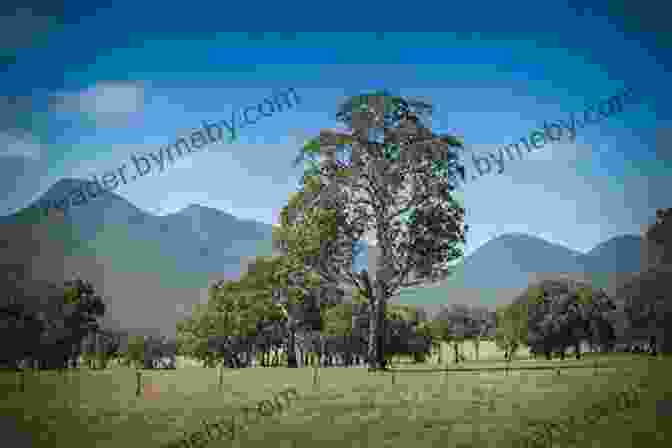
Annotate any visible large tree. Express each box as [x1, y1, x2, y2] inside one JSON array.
[[32, 278, 105, 370], [514, 278, 616, 360], [176, 258, 285, 368], [271, 193, 350, 368], [616, 264, 672, 354], [384, 304, 432, 363], [646, 207, 672, 265], [435, 304, 483, 363], [282, 90, 467, 369]]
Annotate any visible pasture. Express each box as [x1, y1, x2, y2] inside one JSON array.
[[1, 354, 670, 448]]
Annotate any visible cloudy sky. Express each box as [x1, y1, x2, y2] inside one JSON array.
[[1, 1, 670, 256]]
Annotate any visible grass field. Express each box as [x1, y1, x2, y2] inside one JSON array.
[[1, 354, 670, 448]]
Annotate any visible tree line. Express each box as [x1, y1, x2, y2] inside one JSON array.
[[1, 91, 669, 373]]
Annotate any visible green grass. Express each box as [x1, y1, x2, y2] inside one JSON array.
[[1, 355, 670, 448]]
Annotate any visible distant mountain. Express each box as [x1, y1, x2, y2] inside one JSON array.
[[578, 234, 645, 277], [390, 233, 646, 318], [0, 178, 649, 333], [576, 234, 646, 297], [0, 178, 274, 337]]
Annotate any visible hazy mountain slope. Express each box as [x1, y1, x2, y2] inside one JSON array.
[[577, 234, 647, 294], [1, 177, 647, 334], [1, 179, 274, 337], [391, 233, 645, 315]]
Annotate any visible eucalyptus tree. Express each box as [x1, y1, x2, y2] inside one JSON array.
[[203, 260, 284, 368], [425, 313, 459, 364], [33, 277, 105, 370], [283, 90, 467, 370], [0, 296, 44, 370], [617, 266, 672, 355], [384, 304, 432, 363], [469, 306, 497, 361], [495, 301, 528, 362], [435, 304, 480, 364], [612, 208, 672, 354], [272, 198, 350, 368], [414, 319, 442, 364], [512, 278, 617, 360], [125, 335, 146, 369], [323, 302, 356, 366], [646, 208, 672, 265]]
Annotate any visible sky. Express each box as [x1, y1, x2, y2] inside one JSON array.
[[1, 1, 670, 257]]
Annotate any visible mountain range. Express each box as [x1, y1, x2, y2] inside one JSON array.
[[0, 178, 653, 336]]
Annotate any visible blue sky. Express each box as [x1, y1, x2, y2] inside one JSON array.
[[1, 1, 670, 257]]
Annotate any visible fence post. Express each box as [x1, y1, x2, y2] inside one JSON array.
[[135, 370, 142, 397], [219, 361, 224, 392]]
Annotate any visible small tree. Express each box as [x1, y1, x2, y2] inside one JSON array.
[[125, 335, 145, 369], [495, 302, 528, 362]]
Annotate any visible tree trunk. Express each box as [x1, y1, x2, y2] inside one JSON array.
[[367, 295, 378, 370], [344, 334, 352, 367], [650, 334, 658, 356], [473, 337, 480, 361], [287, 328, 298, 368], [376, 287, 387, 370], [366, 263, 388, 371]]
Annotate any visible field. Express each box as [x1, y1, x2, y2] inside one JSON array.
[[1, 353, 670, 448]]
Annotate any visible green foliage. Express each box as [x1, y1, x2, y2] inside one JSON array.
[[513, 278, 618, 357], [282, 90, 468, 369], [646, 207, 671, 264], [125, 335, 145, 368], [62, 278, 106, 334], [494, 302, 528, 357], [323, 303, 354, 336]]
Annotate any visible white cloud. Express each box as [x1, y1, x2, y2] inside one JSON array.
[[49, 81, 145, 127]]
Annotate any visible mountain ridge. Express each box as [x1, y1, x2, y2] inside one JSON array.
[[0, 177, 648, 335]]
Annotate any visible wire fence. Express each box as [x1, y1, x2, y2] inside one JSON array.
[[373, 356, 654, 376]]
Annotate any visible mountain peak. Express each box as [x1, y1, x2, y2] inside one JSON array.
[[174, 204, 227, 218], [44, 178, 89, 196], [35, 177, 125, 208]]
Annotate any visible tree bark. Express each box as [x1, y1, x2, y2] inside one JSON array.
[[367, 279, 388, 370], [272, 347, 280, 367], [376, 282, 387, 370], [367, 295, 378, 370], [650, 334, 658, 356], [344, 334, 352, 367], [287, 328, 298, 368]]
